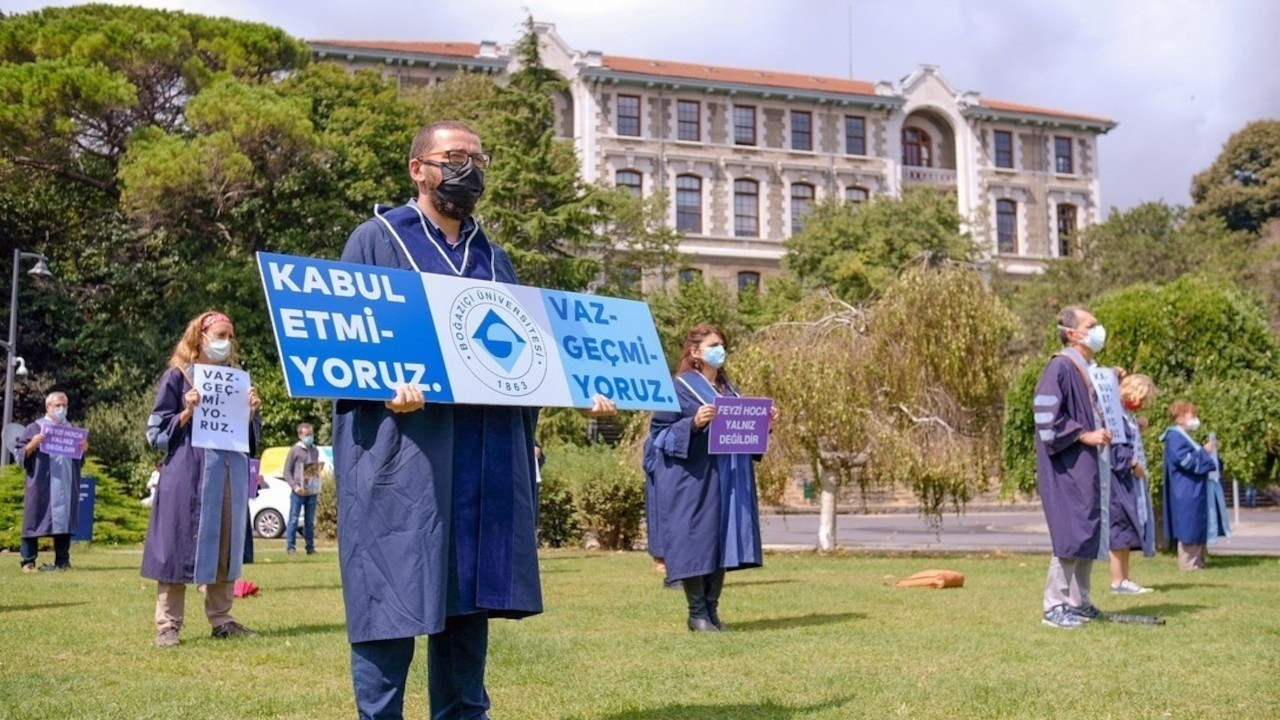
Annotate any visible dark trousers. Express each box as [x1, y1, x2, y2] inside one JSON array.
[[682, 569, 726, 621], [20, 534, 71, 567], [350, 613, 490, 720], [286, 492, 317, 552]]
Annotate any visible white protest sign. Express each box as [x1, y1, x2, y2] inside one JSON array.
[[1088, 366, 1127, 444], [191, 364, 252, 453]]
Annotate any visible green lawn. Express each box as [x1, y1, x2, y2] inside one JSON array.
[[1, 544, 1277, 719]]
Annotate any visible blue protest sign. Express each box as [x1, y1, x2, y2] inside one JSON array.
[[74, 475, 96, 542], [257, 252, 678, 411]]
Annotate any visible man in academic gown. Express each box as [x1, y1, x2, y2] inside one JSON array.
[[335, 120, 613, 720], [14, 392, 87, 573], [1033, 306, 1115, 629]]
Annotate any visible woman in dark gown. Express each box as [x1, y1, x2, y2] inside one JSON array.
[[141, 310, 262, 648]]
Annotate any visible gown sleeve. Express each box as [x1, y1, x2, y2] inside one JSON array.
[[649, 380, 703, 461], [146, 370, 186, 455], [1033, 358, 1086, 456], [1169, 431, 1218, 476]]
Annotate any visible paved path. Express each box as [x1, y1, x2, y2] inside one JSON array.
[[761, 507, 1280, 555]]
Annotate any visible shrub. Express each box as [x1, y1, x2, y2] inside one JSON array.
[[1001, 275, 1280, 495], [314, 464, 338, 540], [538, 444, 644, 550], [536, 467, 580, 548], [0, 458, 150, 550]]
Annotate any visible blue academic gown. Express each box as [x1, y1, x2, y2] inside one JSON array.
[[335, 202, 542, 644], [647, 371, 762, 582], [1032, 353, 1104, 560], [1161, 426, 1229, 546], [15, 421, 83, 538], [1109, 420, 1144, 551]]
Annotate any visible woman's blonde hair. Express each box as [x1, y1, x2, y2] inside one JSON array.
[[1119, 373, 1156, 408], [167, 310, 240, 370]]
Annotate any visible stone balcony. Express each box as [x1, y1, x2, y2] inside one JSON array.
[[901, 165, 957, 186]]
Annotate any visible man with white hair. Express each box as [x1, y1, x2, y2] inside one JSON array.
[[13, 392, 88, 572]]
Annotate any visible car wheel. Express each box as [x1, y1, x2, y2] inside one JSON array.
[[255, 508, 284, 539]]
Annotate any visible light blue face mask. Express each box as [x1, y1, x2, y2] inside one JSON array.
[[702, 344, 726, 369], [302, 435, 314, 446]]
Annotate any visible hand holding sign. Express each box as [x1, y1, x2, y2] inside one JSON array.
[[583, 394, 617, 418], [385, 384, 425, 414]]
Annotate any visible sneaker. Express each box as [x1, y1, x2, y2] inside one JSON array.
[[21, 563, 36, 574], [286, 548, 296, 556], [37, 563, 61, 572], [1068, 604, 1106, 623], [1042, 604, 1084, 629], [1110, 579, 1154, 595], [211, 621, 258, 639], [155, 628, 180, 648]]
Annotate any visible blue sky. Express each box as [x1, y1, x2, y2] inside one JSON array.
[[7, 0, 1278, 213]]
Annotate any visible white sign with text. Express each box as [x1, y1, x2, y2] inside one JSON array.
[[191, 364, 252, 453]]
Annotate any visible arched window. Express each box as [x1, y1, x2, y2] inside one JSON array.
[[678, 267, 703, 284], [1057, 204, 1078, 257], [790, 183, 815, 235], [734, 179, 760, 237], [996, 199, 1018, 255], [903, 127, 932, 167], [675, 175, 702, 233], [845, 186, 869, 204], [615, 170, 642, 198]]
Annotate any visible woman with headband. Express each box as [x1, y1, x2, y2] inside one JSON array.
[[142, 310, 262, 648]]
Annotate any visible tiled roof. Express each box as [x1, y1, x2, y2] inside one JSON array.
[[600, 55, 880, 97], [308, 40, 1112, 124], [309, 40, 483, 59], [977, 98, 1112, 125]]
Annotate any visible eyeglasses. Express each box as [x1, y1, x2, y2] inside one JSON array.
[[418, 150, 493, 169]]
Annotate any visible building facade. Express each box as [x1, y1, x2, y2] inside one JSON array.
[[311, 24, 1115, 287]]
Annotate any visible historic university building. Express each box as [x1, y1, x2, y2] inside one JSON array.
[[311, 23, 1115, 291]]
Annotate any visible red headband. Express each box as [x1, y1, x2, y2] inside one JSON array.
[[201, 312, 232, 331]]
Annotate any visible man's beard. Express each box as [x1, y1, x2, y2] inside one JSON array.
[[424, 181, 475, 221]]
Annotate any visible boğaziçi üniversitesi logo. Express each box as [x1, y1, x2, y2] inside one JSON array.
[[449, 286, 548, 397]]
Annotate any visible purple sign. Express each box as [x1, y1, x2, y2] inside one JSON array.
[[39, 423, 89, 459], [708, 397, 773, 455], [248, 459, 261, 499]]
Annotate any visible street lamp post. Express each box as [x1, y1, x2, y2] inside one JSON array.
[[1, 248, 53, 467]]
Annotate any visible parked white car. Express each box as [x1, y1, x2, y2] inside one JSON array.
[[249, 445, 333, 538]]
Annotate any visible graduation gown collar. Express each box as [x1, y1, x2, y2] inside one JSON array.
[[373, 201, 498, 280], [1160, 425, 1198, 447], [675, 370, 738, 404]]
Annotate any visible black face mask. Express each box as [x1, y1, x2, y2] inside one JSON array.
[[426, 159, 485, 220]]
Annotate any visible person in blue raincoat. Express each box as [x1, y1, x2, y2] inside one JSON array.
[[1108, 374, 1157, 594], [1162, 401, 1229, 571], [14, 392, 88, 572], [647, 323, 778, 632], [334, 120, 615, 720], [142, 310, 262, 648]]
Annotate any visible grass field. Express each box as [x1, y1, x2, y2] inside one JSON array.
[[1, 543, 1277, 719]]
